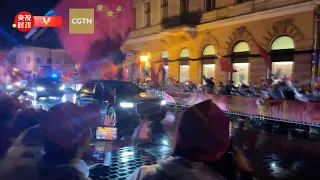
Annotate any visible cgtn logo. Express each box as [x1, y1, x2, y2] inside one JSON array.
[[13, 11, 63, 32], [71, 18, 93, 24]]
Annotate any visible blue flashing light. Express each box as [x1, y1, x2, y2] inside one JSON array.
[[51, 73, 58, 78]]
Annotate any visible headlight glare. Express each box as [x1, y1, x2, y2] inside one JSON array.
[[120, 102, 134, 108], [36, 87, 45, 91]]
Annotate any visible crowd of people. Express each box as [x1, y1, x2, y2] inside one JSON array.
[[0, 91, 255, 180], [138, 75, 320, 102]]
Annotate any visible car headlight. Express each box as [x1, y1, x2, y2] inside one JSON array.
[[59, 85, 65, 90], [120, 102, 134, 108], [6, 85, 13, 90], [161, 100, 167, 105], [36, 87, 45, 91]]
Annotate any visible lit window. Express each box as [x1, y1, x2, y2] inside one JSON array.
[[202, 45, 215, 56], [232, 63, 249, 86], [233, 41, 249, 53], [272, 62, 293, 78], [179, 65, 189, 82], [271, 36, 294, 50], [164, 65, 169, 78], [202, 64, 215, 84], [161, 51, 169, 59], [180, 48, 189, 58]]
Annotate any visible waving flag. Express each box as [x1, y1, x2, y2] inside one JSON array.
[[254, 40, 271, 68], [217, 54, 237, 72], [150, 62, 158, 84], [55, 0, 134, 66]]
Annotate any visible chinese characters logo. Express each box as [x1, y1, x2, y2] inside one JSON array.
[[13, 11, 63, 32], [12, 11, 34, 32]]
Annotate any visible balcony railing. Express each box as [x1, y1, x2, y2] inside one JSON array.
[[161, 11, 202, 29]]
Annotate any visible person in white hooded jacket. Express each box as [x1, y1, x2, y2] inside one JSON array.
[[127, 100, 253, 180]]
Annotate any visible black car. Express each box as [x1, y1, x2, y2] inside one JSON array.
[[24, 78, 65, 101], [76, 80, 167, 127]]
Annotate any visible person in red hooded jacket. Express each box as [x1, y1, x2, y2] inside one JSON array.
[[127, 99, 253, 180]]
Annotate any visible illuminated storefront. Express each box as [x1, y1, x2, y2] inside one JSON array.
[[122, 0, 314, 85], [201, 45, 216, 84], [179, 48, 189, 82], [232, 41, 250, 86], [271, 36, 295, 78]]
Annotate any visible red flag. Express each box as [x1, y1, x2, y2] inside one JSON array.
[[217, 54, 237, 72], [55, 0, 134, 65], [150, 63, 159, 84], [254, 41, 271, 68]]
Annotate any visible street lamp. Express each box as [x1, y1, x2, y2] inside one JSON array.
[[139, 55, 149, 62]]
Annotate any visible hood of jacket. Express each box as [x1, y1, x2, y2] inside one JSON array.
[[0, 126, 90, 180], [128, 156, 226, 180]]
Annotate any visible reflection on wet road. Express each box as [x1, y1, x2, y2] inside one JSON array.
[[89, 114, 320, 180], [38, 97, 320, 180]]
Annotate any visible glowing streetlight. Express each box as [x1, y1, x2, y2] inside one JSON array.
[[140, 55, 149, 62]]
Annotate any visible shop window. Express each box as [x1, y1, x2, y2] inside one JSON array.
[[179, 65, 189, 82], [164, 65, 169, 78], [204, 0, 215, 12], [271, 36, 295, 78], [232, 41, 250, 86], [161, 51, 169, 59], [202, 64, 215, 84], [232, 63, 249, 86], [180, 48, 189, 58], [272, 62, 293, 78]]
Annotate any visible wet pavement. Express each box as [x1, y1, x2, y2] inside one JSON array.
[[34, 94, 320, 180], [88, 113, 320, 180]]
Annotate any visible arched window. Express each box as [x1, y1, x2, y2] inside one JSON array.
[[231, 41, 250, 86], [179, 48, 189, 82], [271, 36, 294, 50], [201, 45, 215, 84], [202, 45, 215, 56], [233, 41, 250, 53], [161, 51, 169, 59], [271, 36, 295, 78], [180, 48, 189, 58]]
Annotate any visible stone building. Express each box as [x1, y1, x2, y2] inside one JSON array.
[[8, 46, 74, 76], [122, 0, 320, 86]]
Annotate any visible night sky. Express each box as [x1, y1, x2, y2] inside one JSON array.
[[1, 0, 61, 49]]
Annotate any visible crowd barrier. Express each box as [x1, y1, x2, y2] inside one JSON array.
[[147, 89, 320, 127]]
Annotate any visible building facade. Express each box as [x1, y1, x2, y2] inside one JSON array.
[[8, 46, 75, 76], [122, 0, 320, 86]]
